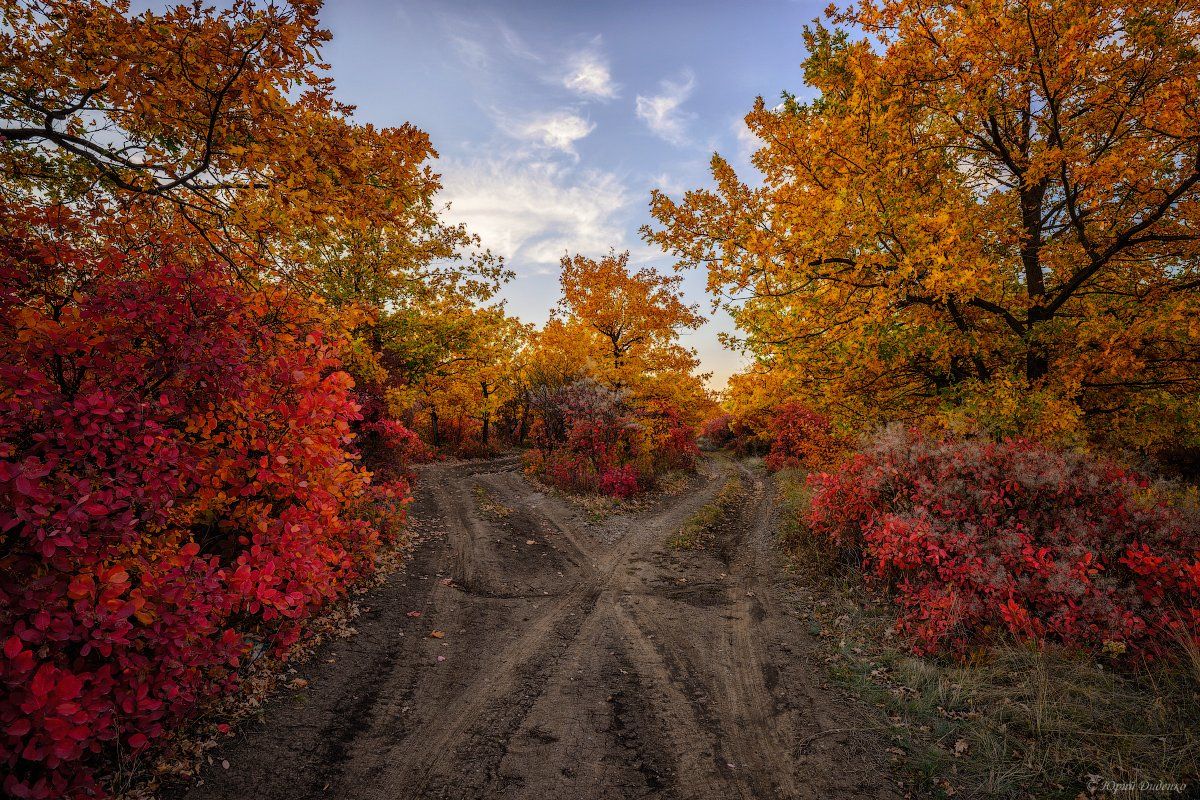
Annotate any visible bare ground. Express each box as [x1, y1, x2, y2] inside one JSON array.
[[168, 455, 903, 800]]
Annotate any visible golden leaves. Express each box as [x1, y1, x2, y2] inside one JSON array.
[[648, 0, 1200, 450]]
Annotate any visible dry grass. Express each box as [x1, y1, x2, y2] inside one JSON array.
[[668, 475, 747, 550], [471, 484, 513, 520], [774, 469, 1200, 799]]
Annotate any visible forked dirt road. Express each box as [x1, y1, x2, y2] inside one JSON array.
[[174, 456, 902, 799]]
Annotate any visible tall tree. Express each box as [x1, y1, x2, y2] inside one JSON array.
[[557, 250, 704, 391], [647, 0, 1200, 449]]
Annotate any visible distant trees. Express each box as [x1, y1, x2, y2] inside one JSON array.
[[558, 250, 704, 389]]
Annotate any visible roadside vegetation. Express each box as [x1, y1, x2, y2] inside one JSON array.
[[776, 469, 1200, 798], [0, 3, 710, 797], [668, 0, 1200, 793]]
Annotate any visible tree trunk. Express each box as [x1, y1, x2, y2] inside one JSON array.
[[517, 397, 530, 444], [1020, 179, 1050, 383], [480, 382, 491, 447]]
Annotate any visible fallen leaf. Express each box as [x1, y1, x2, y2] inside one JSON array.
[[288, 678, 308, 690], [406, 610, 422, 618], [429, 630, 445, 639], [525, 539, 536, 545], [954, 739, 970, 757]]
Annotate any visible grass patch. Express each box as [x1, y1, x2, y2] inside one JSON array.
[[668, 475, 747, 550], [773, 469, 1200, 799], [471, 484, 513, 520]]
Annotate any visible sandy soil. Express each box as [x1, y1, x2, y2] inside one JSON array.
[[169, 455, 902, 799]]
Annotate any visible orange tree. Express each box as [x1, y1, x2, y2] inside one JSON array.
[[647, 0, 1200, 452], [0, 0, 477, 283], [557, 250, 706, 400]]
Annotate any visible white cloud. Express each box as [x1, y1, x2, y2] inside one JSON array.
[[449, 33, 490, 71], [732, 116, 762, 163], [438, 155, 631, 269], [636, 71, 696, 146], [499, 110, 595, 156], [563, 47, 618, 99]]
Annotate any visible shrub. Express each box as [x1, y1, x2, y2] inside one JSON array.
[[524, 380, 696, 497], [698, 412, 770, 456], [599, 465, 641, 499], [698, 414, 735, 450], [763, 402, 844, 472], [359, 418, 432, 482], [0, 206, 410, 798], [806, 426, 1200, 659]]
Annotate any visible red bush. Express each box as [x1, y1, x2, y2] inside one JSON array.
[[806, 426, 1200, 659], [699, 414, 736, 448], [599, 465, 641, 498], [524, 381, 696, 497], [0, 205, 410, 797], [763, 402, 843, 472], [359, 418, 433, 482]]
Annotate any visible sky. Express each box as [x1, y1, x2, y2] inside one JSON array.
[[319, 0, 826, 388]]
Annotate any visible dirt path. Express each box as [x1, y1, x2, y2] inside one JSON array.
[[171, 456, 901, 799]]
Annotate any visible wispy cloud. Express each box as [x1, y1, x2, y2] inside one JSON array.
[[636, 71, 696, 146], [496, 109, 595, 156], [732, 116, 762, 163], [496, 19, 543, 62], [562, 42, 618, 99], [448, 32, 490, 71], [439, 155, 631, 269]]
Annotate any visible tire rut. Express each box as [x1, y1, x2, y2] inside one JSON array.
[[170, 455, 902, 800]]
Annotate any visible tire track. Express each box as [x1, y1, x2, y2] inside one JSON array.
[[172, 455, 902, 800]]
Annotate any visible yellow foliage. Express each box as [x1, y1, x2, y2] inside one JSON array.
[[647, 0, 1200, 453]]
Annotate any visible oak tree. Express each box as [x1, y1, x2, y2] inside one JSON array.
[[648, 0, 1200, 449]]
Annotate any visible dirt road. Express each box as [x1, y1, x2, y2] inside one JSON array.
[[173, 456, 901, 799]]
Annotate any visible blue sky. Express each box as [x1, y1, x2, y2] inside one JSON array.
[[320, 0, 826, 387]]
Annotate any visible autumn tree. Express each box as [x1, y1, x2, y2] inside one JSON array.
[[557, 250, 705, 391], [0, 0, 498, 302], [647, 0, 1200, 450], [465, 307, 531, 448]]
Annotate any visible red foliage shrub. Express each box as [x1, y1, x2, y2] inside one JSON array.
[[806, 426, 1200, 659], [525, 381, 696, 497], [598, 465, 641, 498], [763, 402, 843, 472], [699, 414, 736, 449], [359, 418, 433, 482], [0, 205, 410, 798]]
